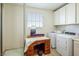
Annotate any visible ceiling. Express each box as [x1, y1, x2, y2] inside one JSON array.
[[26, 3, 65, 10]]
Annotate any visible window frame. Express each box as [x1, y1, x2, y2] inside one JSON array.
[[26, 12, 43, 29]]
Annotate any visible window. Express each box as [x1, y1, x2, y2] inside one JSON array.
[[27, 12, 43, 28]]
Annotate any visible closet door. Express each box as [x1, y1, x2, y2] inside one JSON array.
[[65, 3, 76, 24], [0, 3, 1, 56], [2, 4, 24, 52]]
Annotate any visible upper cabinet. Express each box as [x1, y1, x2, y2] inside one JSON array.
[[65, 4, 76, 24], [54, 3, 77, 25], [77, 4, 79, 24], [54, 6, 66, 25], [54, 9, 60, 25], [59, 6, 66, 25]]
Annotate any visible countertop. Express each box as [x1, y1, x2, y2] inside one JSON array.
[[73, 38, 79, 42]]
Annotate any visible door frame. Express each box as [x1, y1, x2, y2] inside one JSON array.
[[0, 3, 3, 56]]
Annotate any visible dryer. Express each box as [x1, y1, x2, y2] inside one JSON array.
[[48, 32, 56, 48]]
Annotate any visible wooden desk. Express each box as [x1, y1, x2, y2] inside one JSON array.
[[24, 39, 50, 56]]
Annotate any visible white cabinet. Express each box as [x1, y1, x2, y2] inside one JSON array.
[[54, 10, 60, 25], [54, 3, 76, 25], [75, 3, 79, 24], [77, 4, 79, 24], [65, 3, 76, 24], [59, 6, 66, 25], [54, 6, 65, 25], [74, 40, 79, 56]]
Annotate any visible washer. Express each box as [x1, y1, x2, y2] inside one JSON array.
[[56, 32, 78, 56]]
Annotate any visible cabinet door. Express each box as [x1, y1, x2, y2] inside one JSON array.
[[59, 6, 66, 25], [54, 10, 60, 25], [74, 41, 79, 56], [77, 4, 79, 24], [54, 6, 66, 25], [65, 4, 76, 24]]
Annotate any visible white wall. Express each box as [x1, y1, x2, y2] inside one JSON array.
[[25, 5, 55, 36], [2, 4, 24, 52], [55, 25, 79, 34]]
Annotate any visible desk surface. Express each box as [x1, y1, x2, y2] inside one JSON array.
[[24, 37, 50, 52], [25, 36, 50, 40]]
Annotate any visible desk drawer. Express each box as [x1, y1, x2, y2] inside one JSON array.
[[45, 46, 50, 50], [45, 49, 50, 54], [27, 49, 34, 56]]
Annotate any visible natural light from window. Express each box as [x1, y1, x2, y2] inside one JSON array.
[[27, 12, 43, 28]]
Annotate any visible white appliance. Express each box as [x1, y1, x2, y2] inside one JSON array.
[[48, 32, 56, 48], [56, 32, 78, 56]]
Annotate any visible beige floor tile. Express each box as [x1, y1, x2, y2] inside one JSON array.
[[3, 48, 24, 56], [34, 48, 61, 56]]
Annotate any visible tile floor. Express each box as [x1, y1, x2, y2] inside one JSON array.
[[44, 49, 61, 56], [35, 49, 61, 56], [3, 48, 24, 56], [3, 48, 60, 56]]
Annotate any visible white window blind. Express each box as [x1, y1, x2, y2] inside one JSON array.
[[27, 12, 43, 28]]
